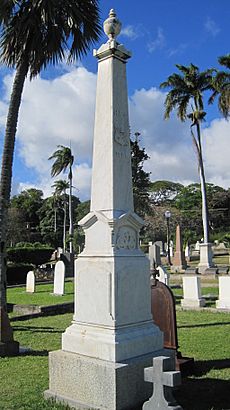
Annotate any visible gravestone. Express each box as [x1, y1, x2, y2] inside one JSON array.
[[171, 225, 187, 272], [45, 10, 163, 410], [149, 243, 161, 269], [143, 356, 182, 410], [151, 278, 194, 375], [26, 271, 35, 293], [154, 240, 164, 255], [53, 261, 65, 295], [181, 276, 205, 308], [156, 265, 169, 286], [216, 276, 230, 310]]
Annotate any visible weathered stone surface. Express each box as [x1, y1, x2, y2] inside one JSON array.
[[44, 350, 165, 410], [149, 243, 161, 269], [156, 265, 170, 286]]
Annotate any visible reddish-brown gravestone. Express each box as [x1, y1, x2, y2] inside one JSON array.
[[151, 277, 194, 375]]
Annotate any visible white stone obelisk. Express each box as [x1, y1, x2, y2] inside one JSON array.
[[45, 10, 163, 410]]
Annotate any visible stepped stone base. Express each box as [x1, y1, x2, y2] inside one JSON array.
[[44, 349, 169, 410]]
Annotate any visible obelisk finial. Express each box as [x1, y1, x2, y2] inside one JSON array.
[[103, 9, 121, 41]]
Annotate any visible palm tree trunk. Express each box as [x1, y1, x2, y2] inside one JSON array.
[[69, 169, 73, 254], [0, 61, 28, 350], [196, 122, 209, 243], [63, 203, 67, 253]]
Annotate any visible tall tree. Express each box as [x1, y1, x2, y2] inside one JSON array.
[[209, 54, 230, 119], [51, 179, 70, 252], [160, 64, 214, 244], [131, 132, 152, 217], [49, 147, 74, 253], [0, 1, 101, 355]]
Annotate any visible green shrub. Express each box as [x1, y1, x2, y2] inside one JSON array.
[[6, 263, 34, 285], [7, 243, 54, 266]]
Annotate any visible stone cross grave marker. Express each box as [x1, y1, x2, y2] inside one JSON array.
[[53, 261, 65, 295], [143, 355, 183, 410], [26, 270, 35, 293]]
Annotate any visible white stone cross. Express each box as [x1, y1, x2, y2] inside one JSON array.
[[143, 356, 183, 410]]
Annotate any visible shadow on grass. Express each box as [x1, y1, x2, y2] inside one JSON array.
[[193, 359, 230, 376], [178, 322, 230, 329], [20, 349, 49, 357], [12, 324, 63, 334], [174, 377, 230, 410]]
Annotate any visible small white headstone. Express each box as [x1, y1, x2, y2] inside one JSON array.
[[156, 266, 170, 286], [216, 276, 230, 310], [26, 270, 35, 293], [53, 261, 65, 295], [181, 276, 205, 308]]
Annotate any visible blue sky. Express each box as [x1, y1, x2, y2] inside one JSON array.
[[0, 0, 230, 201]]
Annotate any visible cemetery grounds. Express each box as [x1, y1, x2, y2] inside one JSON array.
[[0, 274, 229, 410]]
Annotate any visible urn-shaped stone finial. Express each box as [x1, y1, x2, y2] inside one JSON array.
[[103, 9, 121, 40]]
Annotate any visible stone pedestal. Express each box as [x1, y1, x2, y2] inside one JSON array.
[[198, 243, 214, 273], [216, 276, 230, 310], [181, 276, 205, 308], [45, 9, 163, 410]]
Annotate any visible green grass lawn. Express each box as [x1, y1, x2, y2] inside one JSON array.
[[7, 280, 74, 307], [0, 309, 229, 410]]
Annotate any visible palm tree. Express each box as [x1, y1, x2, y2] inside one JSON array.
[[0, 1, 101, 355], [49, 146, 74, 253], [209, 54, 230, 119], [160, 64, 214, 245], [52, 179, 70, 253]]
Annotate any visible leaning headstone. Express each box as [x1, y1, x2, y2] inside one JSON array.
[[26, 271, 35, 293], [216, 276, 230, 310], [149, 243, 161, 269], [156, 265, 170, 286], [143, 356, 183, 410], [181, 276, 205, 308], [151, 278, 194, 375], [53, 261, 65, 295], [171, 225, 187, 272]]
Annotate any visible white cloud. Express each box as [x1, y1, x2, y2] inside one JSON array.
[[1, 67, 230, 204], [203, 118, 230, 188], [204, 17, 220, 37], [147, 28, 166, 53], [120, 25, 140, 40], [0, 67, 96, 200]]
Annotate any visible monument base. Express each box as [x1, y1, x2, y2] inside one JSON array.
[[181, 298, 205, 308], [44, 349, 168, 410], [198, 243, 214, 273]]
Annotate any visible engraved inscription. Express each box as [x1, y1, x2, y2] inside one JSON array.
[[116, 226, 137, 250], [114, 109, 129, 146]]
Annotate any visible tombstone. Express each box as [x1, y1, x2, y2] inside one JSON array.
[[171, 225, 187, 273], [185, 243, 190, 261], [181, 276, 205, 308], [45, 10, 163, 409], [151, 278, 194, 375], [143, 356, 183, 410], [154, 240, 165, 255], [216, 276, 230, 310], [53, 261, 65, 295], [26, 271, 35, 293], [195, 241, 200, 251], [149, 243, 161, 269], [156, 265, 170, 286]]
